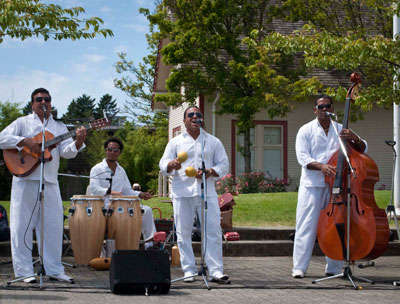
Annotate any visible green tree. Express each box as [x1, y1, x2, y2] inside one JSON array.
[[94, 94, 119, 120], [0, 101, 24, 199], [118, 112, 168, 193], [114, 51, 156, 123], [112, 8, 168, 192], [146, 0, 322, 172], [62, 94, 96, 122], [0, 101, 23, 130], [0, 0, 113, 43], [257, 0, 400, 115]]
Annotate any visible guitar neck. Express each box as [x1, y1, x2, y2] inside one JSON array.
[[44, 124, 91, 148]]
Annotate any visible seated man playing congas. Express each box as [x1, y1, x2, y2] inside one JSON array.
[[89, 137, 156, 249]]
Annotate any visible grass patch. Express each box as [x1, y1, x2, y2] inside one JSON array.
[[0, 190, 393, 227]]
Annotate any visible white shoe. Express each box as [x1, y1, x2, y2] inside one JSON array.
[[183, 272, 196, 283], [23, 277, 37, 283], [49, 273, 74, 283], [210, 271, 230, 283], [292, 269, 304, 278]]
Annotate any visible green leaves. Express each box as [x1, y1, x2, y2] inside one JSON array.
[[0, 0, 113, 43]]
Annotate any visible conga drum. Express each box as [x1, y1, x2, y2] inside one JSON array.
[[107, 196, 142, 250], [69, 195, 106, 265]]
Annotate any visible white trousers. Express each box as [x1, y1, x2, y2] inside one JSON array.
[[293, 185, 343, 274], [141, 205, 156, 241], [10, 180, 65, 277], [173, 196, 223, 276]]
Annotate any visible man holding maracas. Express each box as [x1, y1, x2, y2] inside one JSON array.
[[159, 106, 229, 283]]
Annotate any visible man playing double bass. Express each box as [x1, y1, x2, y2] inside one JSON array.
[[292, 93, 367, 279]]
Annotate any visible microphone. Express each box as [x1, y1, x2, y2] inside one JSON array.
[[385, 140, 396, 147], [41, 105, 47, 114], [195, 118, 204, 124], [325, 112, 336, 118]]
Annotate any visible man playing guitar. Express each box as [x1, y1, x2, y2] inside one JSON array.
[[0, 88, 86, 283]]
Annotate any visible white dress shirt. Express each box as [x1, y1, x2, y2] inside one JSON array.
[[0, 113, 84, 184], [295, 118, 367, 187], [159, 130, 229, 198], [89, 159, 140, 197]]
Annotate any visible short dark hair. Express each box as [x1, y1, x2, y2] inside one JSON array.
[[104, 136, 124, 152], [315, 93, 333, 105], [183, 106, 201, 120], [31, 88, 51, 103]]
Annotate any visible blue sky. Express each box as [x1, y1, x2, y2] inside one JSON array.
[[0, 0, 156, 117]]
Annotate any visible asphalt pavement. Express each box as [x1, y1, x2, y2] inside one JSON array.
[[1, 255, 400, 303]]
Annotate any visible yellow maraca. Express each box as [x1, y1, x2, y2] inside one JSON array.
[[177, 151, 188, 163], [185, 166, 198, 177]]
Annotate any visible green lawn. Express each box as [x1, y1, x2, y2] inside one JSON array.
[[0, 190, 393, 227]]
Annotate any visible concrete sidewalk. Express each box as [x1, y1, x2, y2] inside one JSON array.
[[1, 255, 399, 303]]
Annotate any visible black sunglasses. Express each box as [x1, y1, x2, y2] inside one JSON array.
[[187, 112, 202, 118], [316, 104, 332, 110], [106, 147, 120, 153], [34, 97, 51, 103]]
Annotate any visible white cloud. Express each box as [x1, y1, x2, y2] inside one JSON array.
[[0, 68, 70, 112], [72, 63, 88, 73], [101, 5, 112, 13], [1, 36, 45, 48], [114, 44, 129, 54], [123, 23, 148, 33], [83, 54, 107, 63]]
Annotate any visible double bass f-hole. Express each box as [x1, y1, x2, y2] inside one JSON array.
[[326, 196, 344, 217], [326, 193, 365, 217], [350, 193, 365, 216]]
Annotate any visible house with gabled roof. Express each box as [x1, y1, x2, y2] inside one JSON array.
[[152, 33, 395, 193]]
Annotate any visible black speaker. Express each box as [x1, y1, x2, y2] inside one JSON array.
[[109, 250, 171, 295]]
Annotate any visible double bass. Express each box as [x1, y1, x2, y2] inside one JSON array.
[[317, 73, 389, 262]]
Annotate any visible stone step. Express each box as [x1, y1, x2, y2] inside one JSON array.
[[60, 226, 399, 241]]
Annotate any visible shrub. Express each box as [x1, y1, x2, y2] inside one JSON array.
[[216, 171, 289, 195], [216, 173, 237, 195]]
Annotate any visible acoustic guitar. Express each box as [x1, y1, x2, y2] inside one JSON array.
[[3, 118, 110, 177]]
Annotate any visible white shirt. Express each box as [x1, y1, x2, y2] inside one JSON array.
[[89, 159, 141, 197], [0, 113, 84, 184], [159, 130, 229, 198], [295, 118, 367, 187]]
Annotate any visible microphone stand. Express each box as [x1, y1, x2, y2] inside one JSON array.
[[170, 120, 210, 290], [106, 172, 114, 195], [197, 123, 210, 288], [312, 115, 373, 290]]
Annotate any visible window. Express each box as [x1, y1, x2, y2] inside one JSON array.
[[234, 122, 286, 180], [263, 126, 283, 179], [172, 126, 181, 138]]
